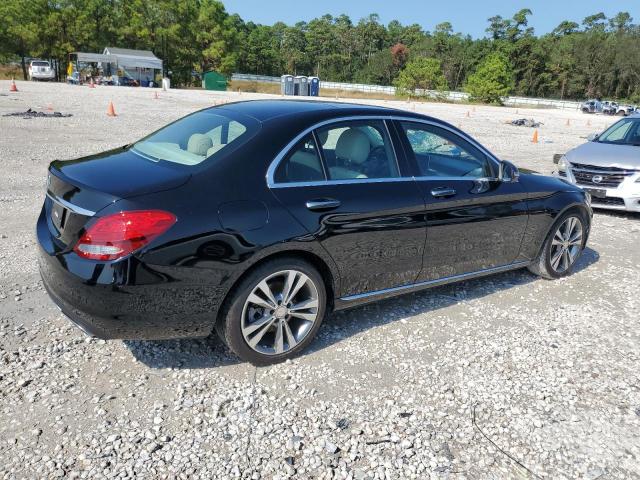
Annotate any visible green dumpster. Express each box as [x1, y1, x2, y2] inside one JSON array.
[[203, 71, 227, 91]]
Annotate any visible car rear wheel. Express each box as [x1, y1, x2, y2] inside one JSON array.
[[217, 258, 326, 365], [528, 211, 587, 279]]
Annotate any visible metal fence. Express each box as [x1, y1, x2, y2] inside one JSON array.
[[231, 73, 582, 111]]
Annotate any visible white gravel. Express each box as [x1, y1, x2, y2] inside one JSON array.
[[1, 80, 639, 479]]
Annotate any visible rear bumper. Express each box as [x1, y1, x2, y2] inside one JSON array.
[[37, 208, 219, 340], [30, 74, 56, 80]]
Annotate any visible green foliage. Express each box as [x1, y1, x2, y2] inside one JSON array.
[[0, 1, 638, 101], [394, 58, 447, 96], [465, 53, 514, 104]]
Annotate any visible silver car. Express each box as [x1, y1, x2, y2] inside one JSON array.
[[555, 115, 640, 212]]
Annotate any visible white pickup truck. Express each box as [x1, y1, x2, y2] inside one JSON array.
[[28, 60, 56, 81]]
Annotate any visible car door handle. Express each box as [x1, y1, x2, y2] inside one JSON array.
[[431, 187, 457, 198], [305, 198, 341, 211]]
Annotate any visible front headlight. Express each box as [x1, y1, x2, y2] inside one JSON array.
[[557, 155, 568, 172]]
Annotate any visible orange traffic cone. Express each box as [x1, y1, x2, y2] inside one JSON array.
[[9, 78, 18, 92], [532, 129, 539, 143], [106, 101, 117, 117]]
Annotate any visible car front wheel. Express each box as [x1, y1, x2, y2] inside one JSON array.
[[528, 211, 587, 279], [217, 258, 327, 365]]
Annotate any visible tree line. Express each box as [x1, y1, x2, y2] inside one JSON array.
[[1, 1, 639, 102]]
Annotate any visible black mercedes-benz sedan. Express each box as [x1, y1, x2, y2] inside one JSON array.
[[38, 100, 592, 364]]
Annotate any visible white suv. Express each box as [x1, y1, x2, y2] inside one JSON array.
[[28, 60, 55, 81]]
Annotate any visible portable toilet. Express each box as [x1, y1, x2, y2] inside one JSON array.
[[203, 71, 227, 91], [281, 75, 294, 95], [294, 76, 309, 96], [309, 77, 320, 97]]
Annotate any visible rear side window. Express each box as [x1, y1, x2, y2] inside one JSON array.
[[274, 134, 325, 183], [132, 110, 258, 166], [316, 121, 399, 180]]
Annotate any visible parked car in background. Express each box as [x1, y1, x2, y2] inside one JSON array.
[[28, 60, 56, 81], [38, 100, 592, 364], [616, 104, 636, 116], [555, 115, 640, 212], [602, 101, 618, 115], [581, 99, 602, 114]]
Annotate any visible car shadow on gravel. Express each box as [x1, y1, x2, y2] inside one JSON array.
[[305, 246, 600, 356], [592, 209, 640, 220], [123, 335, 241, 369], [123, 247, 599, 368]]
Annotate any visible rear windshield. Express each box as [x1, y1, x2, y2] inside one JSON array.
[[597, 118, 640, 146], [132, 110, 259, 166], [32, 61, 49, 67]]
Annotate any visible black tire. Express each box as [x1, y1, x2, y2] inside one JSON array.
[[528, 210, 588, 280], [216, 257, 327, 365]]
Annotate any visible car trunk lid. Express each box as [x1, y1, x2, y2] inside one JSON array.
[[46, 146, 190, 248]]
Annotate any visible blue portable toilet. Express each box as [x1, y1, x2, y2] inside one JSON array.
[[294, 76, 309, 96], [281, 75, 294, 95], [309, 77, 320, 96]]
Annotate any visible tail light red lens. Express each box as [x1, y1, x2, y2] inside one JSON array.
[[74, 210, 176, 261]]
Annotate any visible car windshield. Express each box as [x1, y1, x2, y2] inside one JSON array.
[[596, 118, 640, 146], [132, 110, 259, 166]]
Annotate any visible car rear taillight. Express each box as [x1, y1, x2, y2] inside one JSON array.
[[73, 210, 176, 261]]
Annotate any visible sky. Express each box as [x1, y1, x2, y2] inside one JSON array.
[[221, 0, 639, 38]]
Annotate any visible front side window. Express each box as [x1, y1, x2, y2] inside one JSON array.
[[400, 122, 494, 178], [132, 110, 258, 166], [274, 134, 325, 183], [597, 118, 640, 145], [316, 121, 399, 180]]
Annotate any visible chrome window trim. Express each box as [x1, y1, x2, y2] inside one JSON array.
[[268, 177, 416, 189], [266, 115, 502, 188], [46, 192, 96, 216], [413, 175, 500, 182]]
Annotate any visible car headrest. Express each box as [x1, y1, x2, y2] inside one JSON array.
[[335, 128, 370, 165], [187, 133, 213, 157]]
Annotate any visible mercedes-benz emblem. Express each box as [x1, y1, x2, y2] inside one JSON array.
[[592, 175, 603, 184]]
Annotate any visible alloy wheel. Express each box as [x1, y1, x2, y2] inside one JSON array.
[[241, 270, 320, 355], [550, 216, 583, 273]]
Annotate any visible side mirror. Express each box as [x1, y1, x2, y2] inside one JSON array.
[[586, 132, 599, 142], [500, 160, 520, 182]]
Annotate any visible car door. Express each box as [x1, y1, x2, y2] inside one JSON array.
[[269, 119, 427, 297], [394, 120, 529, 281]]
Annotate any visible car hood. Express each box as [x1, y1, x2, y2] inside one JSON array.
[[566, 141, 640, 170]]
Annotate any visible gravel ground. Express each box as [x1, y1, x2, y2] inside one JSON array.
[[1, 81, 639, 479]]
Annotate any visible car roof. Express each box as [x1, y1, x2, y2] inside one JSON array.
[[215, 99, 422, 123]]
